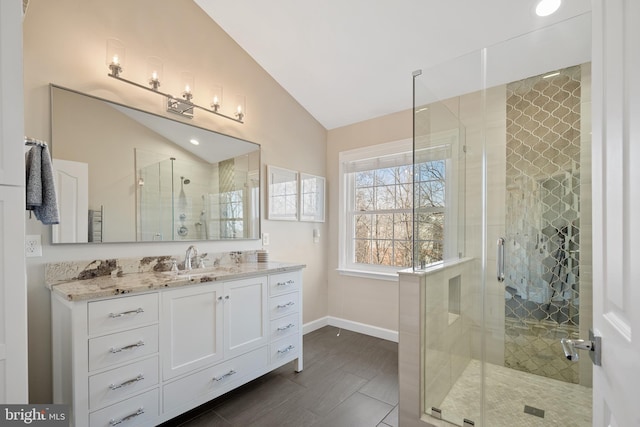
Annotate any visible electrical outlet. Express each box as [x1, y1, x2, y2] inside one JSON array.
[[26, 234, 43, 257], [262, 232, 270, 246]]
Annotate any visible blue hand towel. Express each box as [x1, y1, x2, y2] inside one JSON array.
[[25, 145, 60, 225]]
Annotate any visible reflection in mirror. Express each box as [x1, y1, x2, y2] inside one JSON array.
[[50, 85, 261, 243], [266, 165, 298, 221], [300, 173, 325, 222]]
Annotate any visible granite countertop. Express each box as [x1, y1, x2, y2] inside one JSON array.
[[48, 262, 306, 302]]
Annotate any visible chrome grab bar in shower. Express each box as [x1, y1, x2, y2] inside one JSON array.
[[497, 237, 505, 282]]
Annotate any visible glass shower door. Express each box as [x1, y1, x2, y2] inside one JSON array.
[[483, 63, 593, 427], [414, 15, 593, 427]]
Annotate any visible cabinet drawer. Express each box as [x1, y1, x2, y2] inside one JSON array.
[[163, 346, 268, 413], [269, 313, 299, 341], [88, 293, 158, 335], [89, 325, 159, 371], [89, 388, 159, 427], [270, 336, 300, 365], [269, 271, 300, 296], [89, 356, 159, 411], [269, 292, 299, 319]]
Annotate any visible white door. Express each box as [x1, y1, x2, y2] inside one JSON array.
[[52, 159, 89, 243], [0, 0, 28, 403], [591, 1, 640, 426], [224, 276, 268, 359]]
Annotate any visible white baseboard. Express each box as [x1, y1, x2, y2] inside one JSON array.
[[303, 316, 398, 343], [302, 316, 329, 335]]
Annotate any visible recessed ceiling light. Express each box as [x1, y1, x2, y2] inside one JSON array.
[[543, 72, 560, 79], [535, 0, 562, 17], [189, 138, 199, 145]]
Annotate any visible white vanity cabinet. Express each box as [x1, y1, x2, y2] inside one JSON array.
[[268, 271, 303, 370], [51, 267, 303, 427], [52, 292, 161, 427]]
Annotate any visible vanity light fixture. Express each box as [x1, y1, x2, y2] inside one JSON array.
[[235, 95, 246, 121], [105, 39, 244, 123], [147, 56, 163, 90], [211, 85, 223, 112], [106, 39, 125, 78]]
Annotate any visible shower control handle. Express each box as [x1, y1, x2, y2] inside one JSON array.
[[497, 238, 505, 282], [560, 329, 601, 366]]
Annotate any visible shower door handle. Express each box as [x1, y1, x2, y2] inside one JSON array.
[[560, 329, 601, 366], [497, 237, 505, 282]]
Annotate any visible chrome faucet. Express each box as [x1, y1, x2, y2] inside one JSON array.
[[184, 245, 198, 271]]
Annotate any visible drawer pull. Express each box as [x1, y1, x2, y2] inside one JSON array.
[[108, 308, 144, 318], [277, 323, 296, 331], [276, 280, 295, 287], [109, 374, 144, 390], [110, 340, 145, 354], [109, 407, 144, 426], [213, 369, 237, 382], [276, 302, 295, 309], [277, 345, 295, 354]]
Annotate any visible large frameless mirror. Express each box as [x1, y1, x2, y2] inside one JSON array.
[[50, 85, 261, 243]]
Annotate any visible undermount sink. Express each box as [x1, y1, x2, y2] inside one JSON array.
[[164, 265, 239, 279]]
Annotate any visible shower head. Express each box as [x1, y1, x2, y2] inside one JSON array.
[[180, 176, 191, 185]]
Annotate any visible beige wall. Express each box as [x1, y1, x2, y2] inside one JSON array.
[[23, 0, 327, 403], [326, 110, 411, 332]]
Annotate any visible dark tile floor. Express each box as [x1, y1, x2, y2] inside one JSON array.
[[160, 326, 399, 427]]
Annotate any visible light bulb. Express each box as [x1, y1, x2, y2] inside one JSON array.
[[535, 0, 561, 17]]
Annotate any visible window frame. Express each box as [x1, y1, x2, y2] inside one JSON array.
[[338, 135, 459, 280]]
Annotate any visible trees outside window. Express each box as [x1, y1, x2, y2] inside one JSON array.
[[339, 139, 457, 277], [351, 160, 445, 270]]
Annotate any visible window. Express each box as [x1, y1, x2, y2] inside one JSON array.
[[220, 189, 244, 238], [339, 138, 457, 279]]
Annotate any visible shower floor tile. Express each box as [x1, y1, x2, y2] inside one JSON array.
[[433, 359, 591, 427]]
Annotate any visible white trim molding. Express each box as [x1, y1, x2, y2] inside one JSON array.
[[303, 316, 398, 343]]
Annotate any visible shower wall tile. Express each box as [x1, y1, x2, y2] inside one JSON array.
[[504, 65, 587, 384], [418, 260, 475, 411], [399, 274, 421, 336]]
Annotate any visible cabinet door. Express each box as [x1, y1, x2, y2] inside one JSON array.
[[224, 276, 268, 359], [161, 283, 224, 379]]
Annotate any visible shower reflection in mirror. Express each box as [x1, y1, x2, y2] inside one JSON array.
[[136, 150, 259, 241]]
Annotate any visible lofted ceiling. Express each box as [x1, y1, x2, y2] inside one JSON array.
[[194, 0, 592, 130]]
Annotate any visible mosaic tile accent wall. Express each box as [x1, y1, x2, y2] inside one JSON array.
[[504, 65, 582, 383]]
